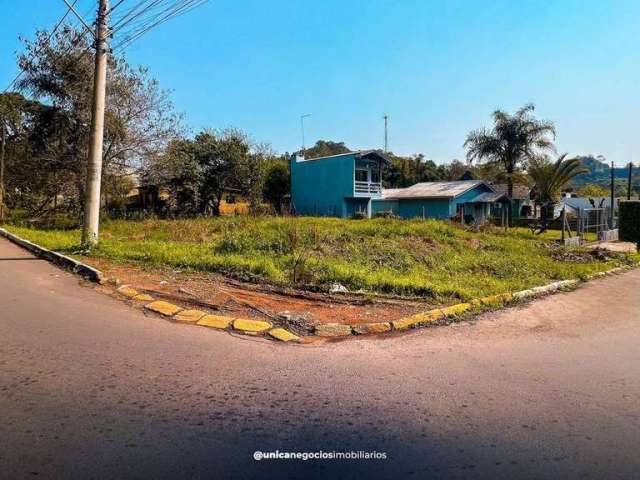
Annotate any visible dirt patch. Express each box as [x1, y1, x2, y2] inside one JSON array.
[[87, 258, 437, 334], [552, 248, 619, 263]]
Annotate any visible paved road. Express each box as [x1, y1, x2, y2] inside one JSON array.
[[1, 237, 639, 480]]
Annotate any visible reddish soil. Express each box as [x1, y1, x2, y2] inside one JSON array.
[[87, 258, 437, 332]]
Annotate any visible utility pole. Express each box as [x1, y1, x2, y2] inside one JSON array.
[[300, 114, 311, 155], [383, 114, 388, 153], [81, 0, 109, 247], [628, 162, 633, 200], [0, 116, 5, 222], [610, 160, 615, 228]]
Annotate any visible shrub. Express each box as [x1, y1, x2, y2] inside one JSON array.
[[619, 200, 640, 246], [373, 210, 399, 219]]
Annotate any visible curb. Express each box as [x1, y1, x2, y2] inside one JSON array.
[[3, 226, 637, 343], [0, 227, 103, 283], [311, 263, 639, 338], [110, 285, 301, 343], [126, 260, 636, 343]]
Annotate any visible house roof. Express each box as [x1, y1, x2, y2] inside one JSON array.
[[355, 150, 392, 164], [294, 149, 391, 164], [490, 184, 531, 199], [380, 188, 405, 199], [561, 196, 617, 211], [468, 191, 508, 203], [382, 180, 487, 200]]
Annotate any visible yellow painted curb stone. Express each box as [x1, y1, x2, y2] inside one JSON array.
[[133, 293, 154, 302], [478, 295, 502, 306], [118, 286, 139, 298], [353, 322, 392, 335], [498, 292, 513, 302], [197, 314, 233, 329], [145, 301, 182, 317], [392, 309, 444, 331], [268, 328, 300, 342], [233, 318, 272, 333], [440, 303, 472, 317], [315, 323, 353, 337], [174, 309, 207, 323]]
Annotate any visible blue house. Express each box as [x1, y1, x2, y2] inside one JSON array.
[[290, 150, 389, 217], [290, 151, 507, 222]]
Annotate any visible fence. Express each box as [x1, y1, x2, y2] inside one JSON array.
[[561, 206, 617, 245]]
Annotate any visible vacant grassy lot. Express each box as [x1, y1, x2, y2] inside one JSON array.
[[4, 217, 637, 302]]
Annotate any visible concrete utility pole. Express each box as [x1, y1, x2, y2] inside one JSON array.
[[0, 117, 5, 221], [383, 114, 388, 153], [610, 160, 615, 228], [82, 0, 109, 247]]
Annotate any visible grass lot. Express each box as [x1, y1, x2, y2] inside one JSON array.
[[4, 217, 637, 302]]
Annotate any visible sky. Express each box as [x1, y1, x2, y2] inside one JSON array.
[[1, 0, 639, 165]]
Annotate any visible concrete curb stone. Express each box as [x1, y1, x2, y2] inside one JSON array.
[[0, 227, 103, 283]]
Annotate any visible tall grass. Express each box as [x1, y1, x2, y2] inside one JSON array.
[[5, 216, 637, 302]]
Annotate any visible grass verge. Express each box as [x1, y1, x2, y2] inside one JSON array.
[[4, 216, 638, 303]]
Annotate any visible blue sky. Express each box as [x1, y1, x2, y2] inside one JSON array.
[[1, 0, 639, 165]]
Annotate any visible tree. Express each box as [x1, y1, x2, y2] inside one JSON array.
[[578, 183, 609, 198], [15, 26, 181, 220], [194, 130, 249, 216], [384, 153, 445, 187], [302, 140, 350, 159], [0, 93, 79, 217], [263, 161, 290, 214], [147, 129, 270, 216], [464, 104, 556, 226], [528, 154, 586, 232], [444, 159, 469, 181], [150, 138, 202, 215], [0, 92, 32, 219]]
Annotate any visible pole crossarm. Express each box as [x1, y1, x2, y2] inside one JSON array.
[[61, 0, 97, 38]]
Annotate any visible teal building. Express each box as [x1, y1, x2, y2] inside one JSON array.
[[290, 151, 507, 221]]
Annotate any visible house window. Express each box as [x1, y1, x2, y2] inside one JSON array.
[[355, 169, 368, 182], [370, 169, 380, 183]]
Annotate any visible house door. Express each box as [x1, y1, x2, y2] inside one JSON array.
[[474, 204, 485, 222]]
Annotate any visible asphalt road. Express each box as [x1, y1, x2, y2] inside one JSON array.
[[1, 237, 639, 480]]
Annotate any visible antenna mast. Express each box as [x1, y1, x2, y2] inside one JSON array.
[[383, 114, 389, 153]]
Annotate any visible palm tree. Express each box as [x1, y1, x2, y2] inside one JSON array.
[[464, 104, 556, 226], [528, 154, 587, 232]]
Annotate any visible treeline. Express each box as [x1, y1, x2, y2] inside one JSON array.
[[302, 140, 475, 187], [0, 26, 476, 221], [0, 27, 179, 220], [3, 26, 631, 223]]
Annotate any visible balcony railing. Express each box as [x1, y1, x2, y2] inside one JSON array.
[[354, 181, 382, 196]]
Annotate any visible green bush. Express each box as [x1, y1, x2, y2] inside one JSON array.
[[619, 200, 640, 246], [373, 210, 400, 219]]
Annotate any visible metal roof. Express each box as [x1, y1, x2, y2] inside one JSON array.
[[561, 196, 617, 211], [468, 191, 508, 203], [380, 188, 405, 199], [382, 180, 487, 200]]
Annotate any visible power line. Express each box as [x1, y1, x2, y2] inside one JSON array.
[[111, 0, 208, 51], [113, 0, 205, 41], [111, 0, 163, 31], [109, 0, 129, 13], [62, 0, 96, 36], [3, 0, 81, 92]]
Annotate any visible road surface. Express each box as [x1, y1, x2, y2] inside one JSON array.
[[1, 237, 639, 479]]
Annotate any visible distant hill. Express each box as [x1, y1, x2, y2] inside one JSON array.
[[571, 155, 637, 187]]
